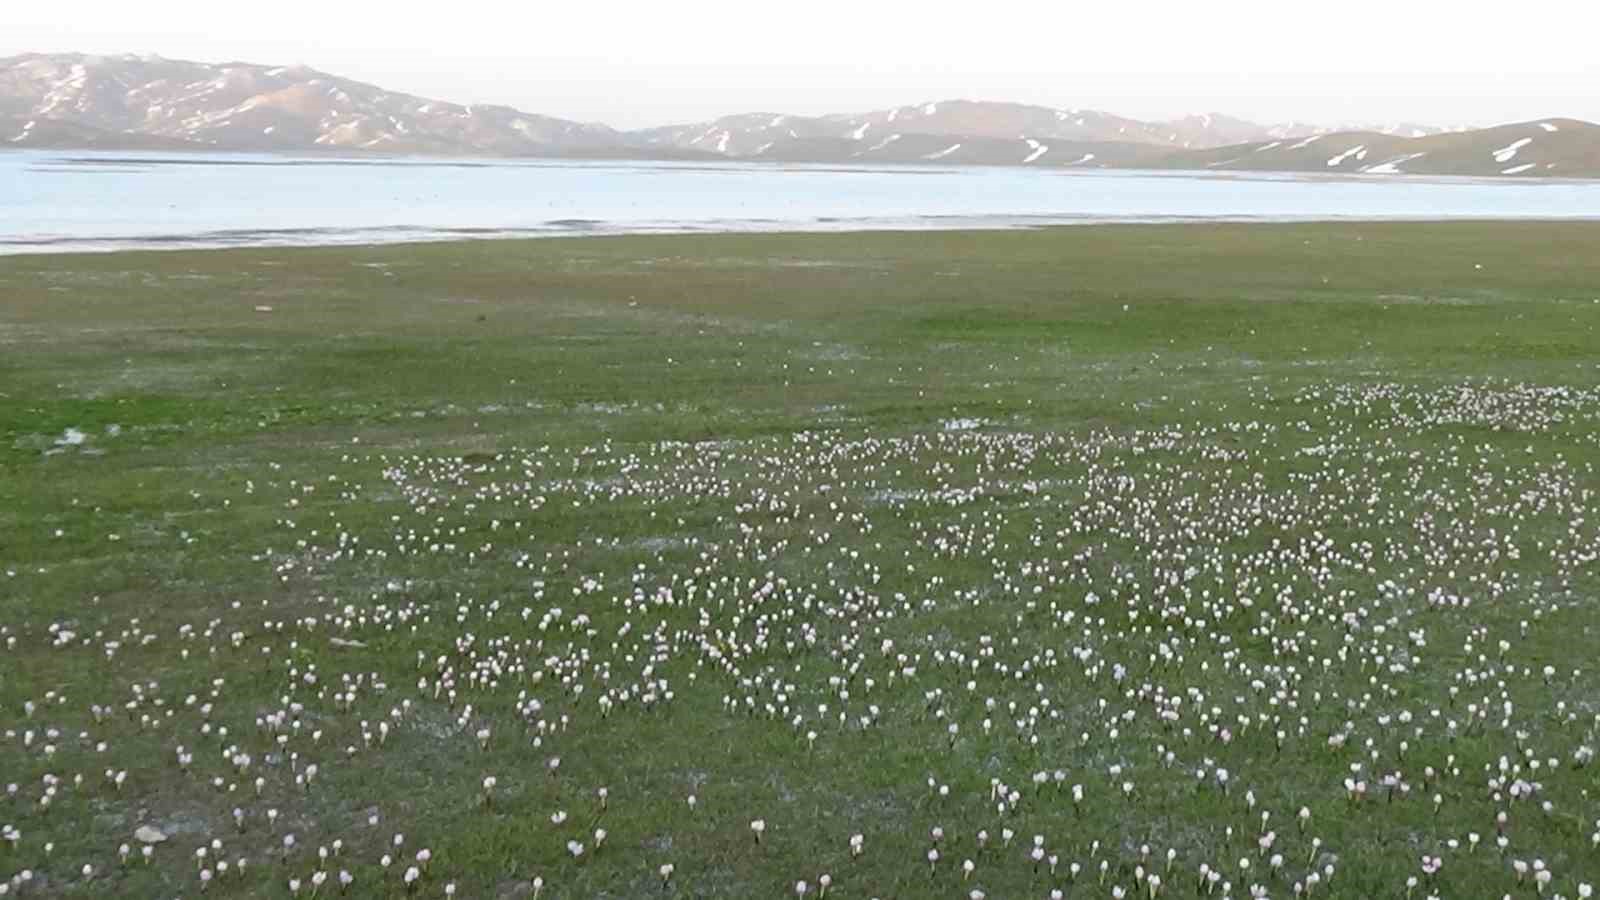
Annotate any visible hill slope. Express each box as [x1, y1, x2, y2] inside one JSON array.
[[3, 53, 1595, 177], [1153, 119, 1600, 177], [634, 102, 1465, 160], [0, 52, 667, 157]]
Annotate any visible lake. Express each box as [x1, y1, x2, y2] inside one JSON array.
[[4, 150, 1599, 253]]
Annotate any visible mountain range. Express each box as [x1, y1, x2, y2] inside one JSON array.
[[4, 53, 1597, 178]]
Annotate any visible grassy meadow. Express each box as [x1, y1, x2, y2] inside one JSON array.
[[2, 222, 1600, 898]]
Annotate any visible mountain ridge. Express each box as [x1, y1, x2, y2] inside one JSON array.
[[4, 52, 1597, 178]]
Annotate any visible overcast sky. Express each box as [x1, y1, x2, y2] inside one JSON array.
[[5, 0, 1597, 129]]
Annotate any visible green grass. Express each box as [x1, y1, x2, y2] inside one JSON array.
[[2, 222, 1600, 899]]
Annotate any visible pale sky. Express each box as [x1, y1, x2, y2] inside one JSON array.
[[5, 0, 1597, 129]]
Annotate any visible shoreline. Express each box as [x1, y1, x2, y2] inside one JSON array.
[[8, 213, 1600, 258], [6, 144, 1599, 182]]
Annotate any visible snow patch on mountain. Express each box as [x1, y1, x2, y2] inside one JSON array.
[[865, 134, 901, 152], [1326, 145, 1367, 167], [1362, 152, 1427, 175], [1492, 138, 1533, 163]]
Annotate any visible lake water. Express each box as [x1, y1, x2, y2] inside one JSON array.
[[4, 150, 1599, 254]]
